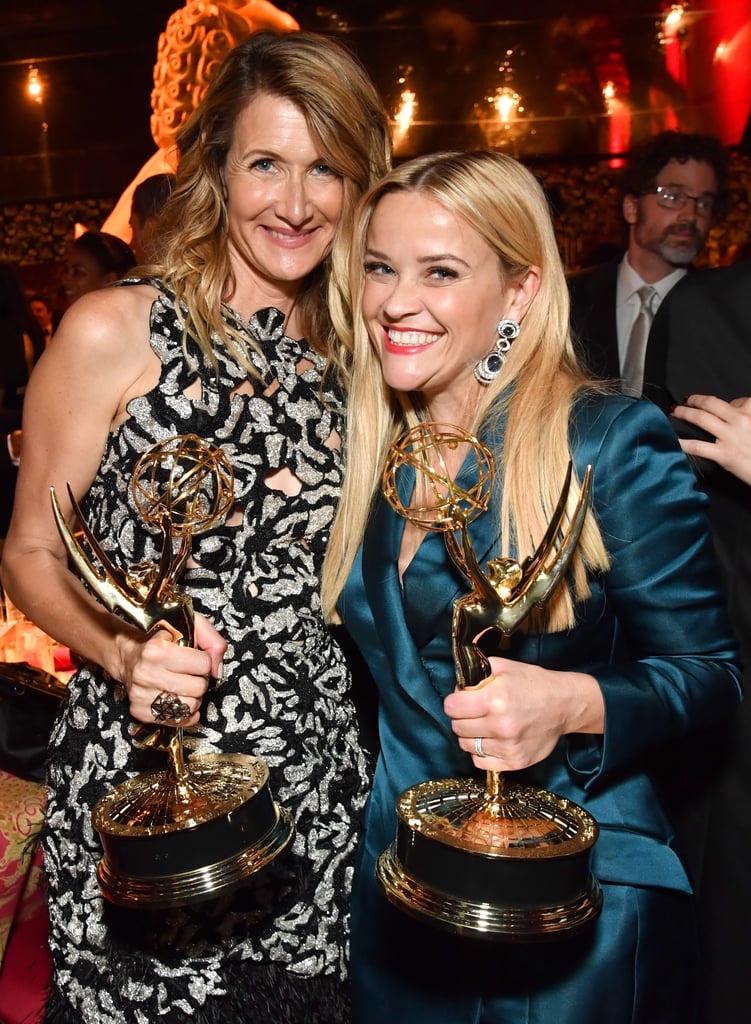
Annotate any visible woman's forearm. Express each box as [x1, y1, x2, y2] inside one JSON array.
[[1, 543, 144, 682]]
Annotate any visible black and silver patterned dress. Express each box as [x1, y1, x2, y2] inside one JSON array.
[[42, 283, 369, 1023]]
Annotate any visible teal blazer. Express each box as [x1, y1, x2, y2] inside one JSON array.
[[341, 394, 741, 1024]]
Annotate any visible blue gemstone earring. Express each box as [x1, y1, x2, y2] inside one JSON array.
[[473, 318, 520, 385]]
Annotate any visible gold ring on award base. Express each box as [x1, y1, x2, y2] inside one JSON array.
[[91, 752, 295, 908], [375, 775, 601, 941], [377, 847, 602, 940], [96, 805, 295, 907]]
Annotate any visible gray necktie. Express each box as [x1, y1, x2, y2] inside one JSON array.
[[621, 285, 656, 396]]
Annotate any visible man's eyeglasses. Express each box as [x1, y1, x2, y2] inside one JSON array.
[[650, 186, 716, 215]]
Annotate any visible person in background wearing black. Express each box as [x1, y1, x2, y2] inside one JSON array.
[[568, 131, 728, 397], [644, 257, 751, 1024], [27, 292, 57, 347], [0, 263, 44, 540]]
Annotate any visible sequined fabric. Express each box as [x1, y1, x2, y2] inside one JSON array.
[[41, 282, 369, 1022]]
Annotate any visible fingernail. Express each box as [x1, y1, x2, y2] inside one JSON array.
[[216, 660, 224, 682]]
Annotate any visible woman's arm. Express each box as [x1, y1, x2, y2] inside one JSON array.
[[444, 398, 741, 775], [1, 285, 225, 724]]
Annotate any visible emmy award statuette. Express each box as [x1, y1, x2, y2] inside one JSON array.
[[50, 434, 294, 908], [376, 422, 602, 939]]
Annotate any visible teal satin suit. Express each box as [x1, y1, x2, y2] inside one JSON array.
[[340, 395, 742, 1024]]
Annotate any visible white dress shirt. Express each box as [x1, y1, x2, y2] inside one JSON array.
[[615, 258, 686, 388]]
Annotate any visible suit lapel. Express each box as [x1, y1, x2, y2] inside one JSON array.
[[594, 261, 621, 377]]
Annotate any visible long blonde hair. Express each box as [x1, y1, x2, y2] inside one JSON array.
[[323, 151, 609, 629], [150, 31, 392, 367]]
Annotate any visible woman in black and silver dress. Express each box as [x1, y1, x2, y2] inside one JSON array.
[[2, 32, 390, 1023]]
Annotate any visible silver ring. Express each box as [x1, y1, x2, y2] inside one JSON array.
[[150, 691, 191, 723], [474, 736, 488, 758]]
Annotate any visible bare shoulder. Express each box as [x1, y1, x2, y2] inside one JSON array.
[[51, 282, 160, 360], [8, 282, 167, 564], [31, 283, 163, 418]]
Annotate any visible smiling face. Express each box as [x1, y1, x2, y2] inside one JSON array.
[[362, 191, 537, 425], [223, 92, 345, 317]]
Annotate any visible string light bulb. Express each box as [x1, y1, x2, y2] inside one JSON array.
[[394, 89, 417, 138], [26, 66, 43, 103], [492, 86, 522, 126], [659, 4, 688, 48], [665, 5, 685, 30]]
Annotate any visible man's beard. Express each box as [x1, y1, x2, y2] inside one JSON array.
[[657, 225, 703, 265]]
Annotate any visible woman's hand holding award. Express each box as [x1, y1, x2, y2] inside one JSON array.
[[50, 435, 294, 908], [377, 423, 602, 940]]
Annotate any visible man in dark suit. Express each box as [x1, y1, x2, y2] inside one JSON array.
[[644, 260, 751, 1024], [568, 131, 729, 396]]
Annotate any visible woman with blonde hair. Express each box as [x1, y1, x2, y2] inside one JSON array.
[[2, 30, 390, 1023], [323, 150, 740, 1023]]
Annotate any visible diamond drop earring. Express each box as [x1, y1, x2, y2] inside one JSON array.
[[473, 318, 520, 385]]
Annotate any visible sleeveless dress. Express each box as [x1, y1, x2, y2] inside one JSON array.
[[42, 282, 370, 1023]]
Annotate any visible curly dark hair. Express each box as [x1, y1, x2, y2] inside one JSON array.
[[620, 131, 730, 218]]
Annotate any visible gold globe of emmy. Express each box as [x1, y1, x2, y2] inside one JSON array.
[[377, 422, 602, 939], [51, 434, 294, 908]]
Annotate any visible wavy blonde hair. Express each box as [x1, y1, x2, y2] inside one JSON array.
[[149, 31, 392, 368], [323, 150, 609, 629]]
